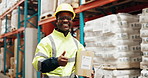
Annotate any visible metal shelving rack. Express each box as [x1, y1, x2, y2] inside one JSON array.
[[37, 0, 148, 78], [37, 0, 117, 78], [37, 0, 41, 78], [0, 0, 38, 78], [0, 0, 145, 78]]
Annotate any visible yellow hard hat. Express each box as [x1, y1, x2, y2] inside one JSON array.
[[54, 3, 75, 19]]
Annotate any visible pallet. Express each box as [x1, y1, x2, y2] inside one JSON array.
[[102, 62, 140, 70], [10, 27, 17, 32], [40, 13, 53, 20]]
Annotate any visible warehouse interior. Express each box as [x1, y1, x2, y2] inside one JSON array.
[[0, 0, 148, 78]]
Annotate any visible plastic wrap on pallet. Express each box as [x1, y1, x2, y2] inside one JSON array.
[[142, 8, 148, 16], [93, 67, 141, 78], [14, 39, 24, 77], [11, 9, 24, 31], [140, 69, 148, 78], [0, 52, 3, 72], [140, 56, 148, 69], [141, 23, 148, 30], [140, 8, 148, 78], [41, 0, 57, 19], [25, 28, 38, 78], [139, 15, 148, 23], [84, 13, 142, 69], [58, 0, 79, 8], [0, 0, 7, 16], [0, 19, 11, 34]]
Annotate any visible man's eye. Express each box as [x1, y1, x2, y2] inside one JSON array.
[[58, 16, 72, 21]]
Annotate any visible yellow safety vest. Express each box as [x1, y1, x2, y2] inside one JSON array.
[[32, 29, 85, 77]]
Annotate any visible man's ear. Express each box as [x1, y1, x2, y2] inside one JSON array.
[[55, 22, 58, 27]]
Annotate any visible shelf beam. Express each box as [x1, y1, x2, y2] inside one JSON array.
[[38, 0, 117, 25], [75, 0, 117, 13], [0, 27, 25, 38], [117, 3, 148, 13], [38, 17, 56, 25], [0, 0, 25, 19]]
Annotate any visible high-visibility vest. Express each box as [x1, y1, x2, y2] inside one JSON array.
[[32, 29, 85, 77]]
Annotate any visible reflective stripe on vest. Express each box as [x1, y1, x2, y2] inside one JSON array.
[[73, 38, 78, 49], [34, 52, 48, 71], [48, 35, 78, 58], [68, 57, 75, 62], [35, 52, 49, 58], [38, 58, 46, 71], [48, 35, 56, 57]]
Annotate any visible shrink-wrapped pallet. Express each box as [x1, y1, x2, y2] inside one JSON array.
[[94, 67, 141, 78], [139, 8, 148, 78], [84, 13, 141, 70], [14, 39, 24, 77], [11, 8, 37, 29], [25, 28, 38, 78], [58, 0, 79, 8], [139, 8, 148, 23], [0, 0, 7, 16], [11, 9, 24, 31], [40, 0, 57, 19], [140, 69, 148, 78], [1, 19, 11, 34], [0, 51, 3, 72], [142, 8, 148, 16]]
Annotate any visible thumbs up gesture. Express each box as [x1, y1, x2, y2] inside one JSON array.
[[58, 51, 68, 66]]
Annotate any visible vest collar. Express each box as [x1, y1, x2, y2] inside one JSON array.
[[52, 29, 72, 38]]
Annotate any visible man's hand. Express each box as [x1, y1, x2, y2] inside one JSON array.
[[58, 51, 68, 66]]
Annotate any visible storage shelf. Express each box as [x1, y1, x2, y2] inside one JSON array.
[[0, 27, 25, 38], [0, 39, 3, 43], [117, 3, 148, 13], [74, 0, 117, 13], [38, 0, 117, 25], [0, 0, 25, 19]]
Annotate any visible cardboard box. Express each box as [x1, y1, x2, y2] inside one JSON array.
[[75, 51, 94, 77]]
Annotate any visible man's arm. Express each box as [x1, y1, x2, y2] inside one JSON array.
[[41, 51, 68, 73]]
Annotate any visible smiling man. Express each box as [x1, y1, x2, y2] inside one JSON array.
[[32, 3, 85, 78]]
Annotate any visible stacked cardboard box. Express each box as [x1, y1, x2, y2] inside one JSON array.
[[84, 13, 142, 78]]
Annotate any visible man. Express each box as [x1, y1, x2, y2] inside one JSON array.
[[32, 3, 85, 78]]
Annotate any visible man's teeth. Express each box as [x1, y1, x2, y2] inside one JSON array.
[[63, 24, 68, 26]]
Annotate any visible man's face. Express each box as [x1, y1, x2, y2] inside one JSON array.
[[56, 12, 73, 32]]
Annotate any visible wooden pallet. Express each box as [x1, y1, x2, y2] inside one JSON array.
[[40, 13, 53, 20], [10, 27, 17, 32], [102, 62, 140, 70]]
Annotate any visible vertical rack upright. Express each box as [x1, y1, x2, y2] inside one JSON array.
[[0, 0, 39, 78], [37, 0, 41, 78]]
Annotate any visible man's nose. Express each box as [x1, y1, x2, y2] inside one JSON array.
[[63, 19, 69, 22]]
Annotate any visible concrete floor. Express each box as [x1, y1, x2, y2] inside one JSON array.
[[0, 73, 9, 78]]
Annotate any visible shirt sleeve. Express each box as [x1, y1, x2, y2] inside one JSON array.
[[40, 57, 59, 73]]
